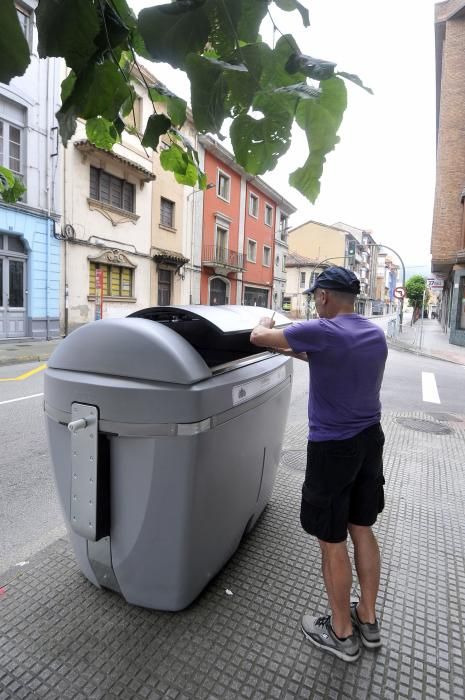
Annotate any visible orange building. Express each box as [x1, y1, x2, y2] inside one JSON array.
[[198, 136, 296, 307]]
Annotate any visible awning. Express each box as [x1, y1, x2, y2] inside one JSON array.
[[153, 248, 189, 268], [74, 140, 155, 182]]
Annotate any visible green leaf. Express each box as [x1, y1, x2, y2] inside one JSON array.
[[148, 85, 187, 127], [197, 170, 208, 189], [286, 53, 336, 80], [141, 114, 172, 149], [94, 1, 130, 54], [138, 2, 210, 69], [262, 35, 306, 88], [0, 0, 30, 83], [79, 61, 130, 121], [174, 160, 198, 186], [108, 0, 137, 29], [0, 174, 26, 203], [230, 101, 293, 175], [185, 54, 232, 134], [271, 83, 321, 100], [36, 0, 100, 75], [0, 166, 16, 192], [86, 117, 120, 151], [121, 85, 137, 118], [56, 102, 78, 145], [289, 77, 347, 202], [160, 143, 189, 175], [273, 0, 310, 27], [337, 71, 373, 95], [289, 152, 324, 203], [61, 72, 77, 103]]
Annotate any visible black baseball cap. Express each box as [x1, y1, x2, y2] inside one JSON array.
[[306, 266, 361, 295]]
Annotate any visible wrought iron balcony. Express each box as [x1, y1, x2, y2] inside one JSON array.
[[202, 245, 245, 271]]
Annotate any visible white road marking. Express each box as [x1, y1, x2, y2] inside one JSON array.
[[422, 372, 441, 404], [0, 393, 43, 406]]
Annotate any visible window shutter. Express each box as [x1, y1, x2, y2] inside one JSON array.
[[89, 167, 99, 199], [123, 182, 134, 212], [89, 263, 96, 295], [100, 172, 111, 203], [110, 176, 122, 208]]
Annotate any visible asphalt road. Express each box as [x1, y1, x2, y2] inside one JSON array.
[[1, 342, 464, 575]]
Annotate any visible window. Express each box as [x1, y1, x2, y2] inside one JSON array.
[[0, 110, 25, 179], [160, 197, 175, 228], [300, 271, 306, 288], [280, 214, 288, 241], [90, 167, 135, 213], [249, 192, 259, 218], [16, 5, 32, 49], [217, 170, 230, 201], [158, 269, 172, 305], [282, 254, 287, 272], [263, 245, 271, 267], [265, 203, 273, 227], [89, 263, 133, 298], [275, 254, 280, 267], [247, 239, 257, 263]]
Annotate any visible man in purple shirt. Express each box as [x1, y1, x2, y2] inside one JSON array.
[[250, 267, 387, 663]]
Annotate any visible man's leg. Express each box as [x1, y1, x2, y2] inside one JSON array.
[[348, 523, 380, 624], [319, 539, 353, 638]]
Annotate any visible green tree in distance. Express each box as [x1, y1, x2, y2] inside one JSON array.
[[405, 275, 430, 323], [0, 0, 372, 204]]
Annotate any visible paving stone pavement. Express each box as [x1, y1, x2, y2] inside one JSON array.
[[1, 411, 464, 699]]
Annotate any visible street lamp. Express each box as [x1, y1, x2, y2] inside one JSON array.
[[187, 183, 214, 304], [365, 243, 406, 333]]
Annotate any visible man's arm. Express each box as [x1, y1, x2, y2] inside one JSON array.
[[250, 319, 308, 362]]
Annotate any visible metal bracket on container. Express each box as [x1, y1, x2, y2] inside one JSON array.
[[69, 402, 100, 541]]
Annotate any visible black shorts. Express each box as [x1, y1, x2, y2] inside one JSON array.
[[300, 423, 385, 543]]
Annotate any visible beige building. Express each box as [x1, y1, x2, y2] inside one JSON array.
[[288, 219, 380, 316], [285, 252, 328, 318], [60, 73, 155, 332]]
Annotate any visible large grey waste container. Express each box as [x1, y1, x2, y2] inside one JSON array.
[[44, 305, 292, 610]]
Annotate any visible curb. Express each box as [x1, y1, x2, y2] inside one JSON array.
[[0, 351, 56, 367], [387, 339, 465, 366]]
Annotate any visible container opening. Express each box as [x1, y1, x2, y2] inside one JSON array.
[[129, 308, 266, 368]]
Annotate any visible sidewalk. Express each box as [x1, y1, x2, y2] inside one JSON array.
[[388, 317, 465, 366], [1, 410, 464, 699], [0, 337, 61, 367]]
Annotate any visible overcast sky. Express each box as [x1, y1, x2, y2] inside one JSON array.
[[130, 0, 438, 271]]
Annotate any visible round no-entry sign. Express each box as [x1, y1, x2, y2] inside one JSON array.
[[394, 287, 406, 299]]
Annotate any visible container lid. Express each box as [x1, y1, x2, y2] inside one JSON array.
[[129, 305, 291, 334], [48, 317, 212, 384]]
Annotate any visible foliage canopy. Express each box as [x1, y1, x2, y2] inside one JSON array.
[[405, 275, 430, 309], [0, 0, 371, 203]]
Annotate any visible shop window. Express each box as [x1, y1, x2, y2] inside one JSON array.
[[89, 262, 133, 298], [458, 277, 465, 330]]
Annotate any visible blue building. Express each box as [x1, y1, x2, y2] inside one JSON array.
[[0, 1, 61, 339]]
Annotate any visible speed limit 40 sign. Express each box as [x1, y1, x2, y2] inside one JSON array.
[[393, 287, 406, 299]]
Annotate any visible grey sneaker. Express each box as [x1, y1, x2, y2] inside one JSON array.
[[301, 614, 360, 662], [350, 602, 382, 648]]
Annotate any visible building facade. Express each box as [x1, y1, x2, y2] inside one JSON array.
[[60, 74, 155, 333], [431, 0, 465, 345], [0, 0, 61, 339], [288, 220, 381, 316], [284, 253, 328, 318], [197, 136, 296, 308]]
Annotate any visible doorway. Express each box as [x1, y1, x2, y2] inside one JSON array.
[[0, 234, 27, 338]]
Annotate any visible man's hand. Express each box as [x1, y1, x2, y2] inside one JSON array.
[[250, 318, 289, 350]]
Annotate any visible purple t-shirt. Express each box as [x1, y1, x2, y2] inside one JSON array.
[[284, 314, 387, 442]]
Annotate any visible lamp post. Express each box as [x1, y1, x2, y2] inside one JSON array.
[[187, 183, 214, 304]]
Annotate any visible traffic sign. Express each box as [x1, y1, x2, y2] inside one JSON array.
[[393, 287, 406, 299]]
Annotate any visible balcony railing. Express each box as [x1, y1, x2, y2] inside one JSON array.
[[202, 245, 244, 270]]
